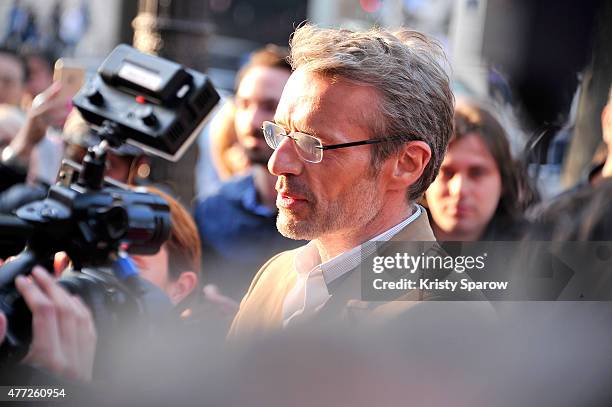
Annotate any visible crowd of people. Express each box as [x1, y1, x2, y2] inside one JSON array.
[[0, 19, 611, 405]]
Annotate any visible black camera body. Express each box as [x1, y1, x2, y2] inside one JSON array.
[[15, 179, 171, 266], [0, 146, 175, 364], [0, 44, 220, 365]]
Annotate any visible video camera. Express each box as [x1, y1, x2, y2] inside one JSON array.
[[0, 45, 220, 364]]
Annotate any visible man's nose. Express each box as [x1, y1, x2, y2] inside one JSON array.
[[268, 136, 303, 176]]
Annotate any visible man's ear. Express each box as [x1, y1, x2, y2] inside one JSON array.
[[168, 271, 198, 305], [387, 141, 432, 190]]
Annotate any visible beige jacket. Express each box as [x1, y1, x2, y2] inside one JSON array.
[[228, 211, 495, 340]]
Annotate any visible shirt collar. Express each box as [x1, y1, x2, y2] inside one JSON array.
[[294, 204, 423, 285]]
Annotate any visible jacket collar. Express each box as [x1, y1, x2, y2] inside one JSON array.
[[315, 210, 436, 322]]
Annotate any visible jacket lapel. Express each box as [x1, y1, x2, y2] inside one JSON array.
[[313, 210, 437, 324]]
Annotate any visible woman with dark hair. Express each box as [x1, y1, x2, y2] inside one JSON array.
[[425, 100, 538, 241]]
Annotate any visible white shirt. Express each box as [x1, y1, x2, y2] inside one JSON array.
[[282, 205, 423, 326]]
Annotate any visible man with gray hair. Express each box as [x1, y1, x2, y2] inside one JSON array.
[[229, 25, 488, 339]]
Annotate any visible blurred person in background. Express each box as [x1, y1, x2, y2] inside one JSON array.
[[560, 84, 612, 190], [194, 45, 301, 301], [0, 47, 27, 107], [531, 84, 612, 218], [3, 1, 38, 50], [593, 84, 612, 184], [531, 178, 612, 241], [196, 99, 248, 199], [515, 179, 612, 301], [17, 49, 67, 186], [425, 100, 538, 241], [0, 82, 69, 198], [209, 100, 249, 181], [20, 49, 54, 109], [0, 83, 69, 258], [0, 104, 25, 148], [526, 84, 612, 239]]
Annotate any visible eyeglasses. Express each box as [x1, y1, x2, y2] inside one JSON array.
[[262, 121, 404, 163]]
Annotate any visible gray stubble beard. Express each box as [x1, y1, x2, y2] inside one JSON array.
[[275, 176, 383, 242]]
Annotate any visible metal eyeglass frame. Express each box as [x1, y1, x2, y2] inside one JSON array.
[[262, 121, 406, 163]]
